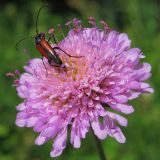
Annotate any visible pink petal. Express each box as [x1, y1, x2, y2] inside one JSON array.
[[111, 112, 128, 126], [50, 127, 67, 157], [72, 134, 81, 148], [113, 95, 128, 103], [26, 117, 39, 127], [16, 103, 26, 111], [41, 126, 59, 138], [91, 120, 107, 140], [129, 81, 141, 90], [35, 134, 48, 145], [125, 48, 140, 63], [112, 104, 134, 114], [112, 127, 126, 143], [50, 149, 63, 157], [15, 119, 26, 127]]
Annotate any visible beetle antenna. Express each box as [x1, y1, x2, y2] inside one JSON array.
[[36, 4, 48, 35], [16, 36, 34, 52], [16, 37, 27, 52]]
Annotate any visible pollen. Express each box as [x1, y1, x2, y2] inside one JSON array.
[[60, 55, 88, 81]]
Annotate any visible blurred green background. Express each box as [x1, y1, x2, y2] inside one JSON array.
[[0, 0, 159, 159]]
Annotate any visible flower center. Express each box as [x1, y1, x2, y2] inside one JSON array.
[[61, 55, 88, 81]]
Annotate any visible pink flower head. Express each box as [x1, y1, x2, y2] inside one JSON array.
[[15, 18, 153, 157]]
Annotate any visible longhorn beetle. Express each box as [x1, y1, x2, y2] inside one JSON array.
[[16, 4, 82, 75]]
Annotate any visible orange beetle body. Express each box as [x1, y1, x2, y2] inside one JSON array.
[[35, 32, 63, 66]]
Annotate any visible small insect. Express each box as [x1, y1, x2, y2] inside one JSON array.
[[35, 5, 81, 68], [16, 4, 82, 75]]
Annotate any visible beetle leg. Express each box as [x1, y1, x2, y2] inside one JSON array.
[[53, 47, 83, 58], [41, 56, 48, 77]]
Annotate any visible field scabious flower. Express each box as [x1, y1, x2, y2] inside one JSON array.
[[15, 18, 153, 157]]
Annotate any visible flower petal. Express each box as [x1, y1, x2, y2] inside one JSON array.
[[35, 134, 48, 145], [111, 127, 126, 143], [91, 119, 107, 140], [111, 104, 134, 114], [50, 127, 67, 157]]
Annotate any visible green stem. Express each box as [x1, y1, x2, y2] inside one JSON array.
[[92, 132, 107, 160]]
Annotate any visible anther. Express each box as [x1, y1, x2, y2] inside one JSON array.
[[72, 18, 82, 32], [6, 72, 15, 77], [100, 20, 111, 32], [88, 17, 96, 27], [58, 24, 65, 38], [15, 69, 21, 75], [65, 20, 72, 30], [48, 27, 59, 44]]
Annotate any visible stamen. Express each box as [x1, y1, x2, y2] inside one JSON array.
[[72, 18, 82, 32], [100, 20, 111, 41], [6, 70, 21, 87], [58, 24, 65, 39], [48, 27, 59, 44], [100, 20, 111, 32], [73, 18, 81, 27], [88, 17, 96, 27], [15, 69, 21, 75], [14, 79, 20, 87], [6, 69, 20, 77], [48, 28, 55, 35], [65, 20, 72, 30], [6, 72, 15, 77]]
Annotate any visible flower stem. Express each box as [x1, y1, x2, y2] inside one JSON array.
[[92, 132, 107, 160]]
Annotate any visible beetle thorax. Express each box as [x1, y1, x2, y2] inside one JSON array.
[[35, 32, 45, 45]]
